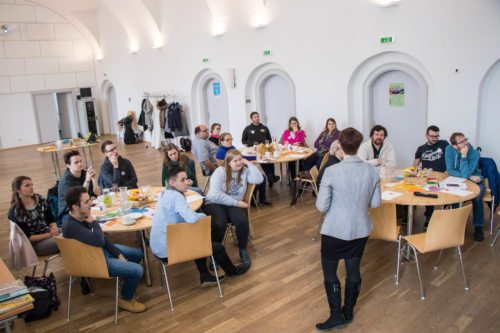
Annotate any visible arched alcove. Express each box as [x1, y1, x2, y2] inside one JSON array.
[[100, 79, 118, 134]]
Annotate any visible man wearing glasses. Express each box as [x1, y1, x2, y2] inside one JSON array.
[[192, 124, 218, 176], [99, 140, 138, 189], [413, 125, 449, 229], [445, 133, 486, 241]]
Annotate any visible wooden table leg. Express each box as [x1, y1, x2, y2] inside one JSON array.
[[140, 230, 152, 287]]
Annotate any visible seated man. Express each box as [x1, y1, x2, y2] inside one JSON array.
[[98, 140, 138, 189], [62, 186, 147, 313], [192, 124, 219, 176], [150, 168, 249, 287], [413, 125, 449, 229], [357, 125, 396, 169], [445, 133, 486, 241], [58, 150, 100, 220]]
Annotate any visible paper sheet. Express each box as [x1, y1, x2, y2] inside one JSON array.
[[382, 191, 403, 201], [441, 188, 473, 197], [285, 154, 306, 159], [442, 176, 466, 183], [186, 194, 204, 203]]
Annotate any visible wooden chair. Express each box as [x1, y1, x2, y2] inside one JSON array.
[[483, 179, 497, 235], [318, 152, 330, 173], [369, 203, 402, 284], [54, 237, 120, 324], [492, 210, 500, 247], [291, 166, 319, 207], [159, 216, 223, 311], [400, 205, 472, 300], [223, 184, 258, 252]]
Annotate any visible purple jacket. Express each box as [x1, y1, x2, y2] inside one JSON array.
[[314, 130, 340, 152]]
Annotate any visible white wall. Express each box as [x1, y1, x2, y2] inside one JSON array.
[[0, 2, 97, 148], [91, 0, 500, 151]]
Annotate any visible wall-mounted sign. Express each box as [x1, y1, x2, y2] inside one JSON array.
[[389, 82, 405, 106], [202, 57, 210, 63], [263, 49, 272, 56], [380, 36, 395, 44], [213, 82, 221, 96]]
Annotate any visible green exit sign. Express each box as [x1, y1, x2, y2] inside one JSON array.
[[202, 57, 210, 63], [380, 36, 395, 44], [263, 49, 272, 56]]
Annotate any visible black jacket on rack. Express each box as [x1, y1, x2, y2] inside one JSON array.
[[167, 102, 183, 131]]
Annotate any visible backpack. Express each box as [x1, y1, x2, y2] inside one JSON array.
[[180, 137, 192, 152], [23, 287, 52, 322], [46, 182, 61, 226]]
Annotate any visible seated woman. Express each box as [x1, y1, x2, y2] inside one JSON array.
[[216, 133, 272, 206], [281, 117, 306, 180], [208, 123, 222, 146], [161, 143, 203, 194], [304, 118, 341, 170], [204, 149, 264, 266], [8, 176, 60, 256]]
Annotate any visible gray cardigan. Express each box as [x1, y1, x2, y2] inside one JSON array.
[[316, 156, 381, 240]]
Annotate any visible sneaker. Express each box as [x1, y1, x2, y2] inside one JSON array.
[[259, 200, 273, 207], [80, 278, 91, 295], [200, 273, 225, 288], [227, 262, 251, 276], [118, 298, 147, 313], [474, 227, 484, 241]]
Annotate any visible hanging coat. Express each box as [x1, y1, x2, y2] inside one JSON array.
[[167, 102, 183, 132]]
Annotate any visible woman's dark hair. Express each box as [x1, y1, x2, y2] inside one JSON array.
[[63, 150, 80, 165], [163, 143, 187, 169], [369, 125, 388, 137], [288, 117, 301, 131], [210, 123, 221, 132], [65, 186, 87, 211], [11, 176, 32, 212], [322, 118, 337, 135], [339, 127, 363, 155]]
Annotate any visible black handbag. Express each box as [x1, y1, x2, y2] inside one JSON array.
[[24, 273, 60, 311], [23, 287, 52, 322]]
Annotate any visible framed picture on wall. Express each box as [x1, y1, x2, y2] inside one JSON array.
[[389, 82, 405, 107]]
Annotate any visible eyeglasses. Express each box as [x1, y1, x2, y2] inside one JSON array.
[[105, 147, 117, 153], [456, 138, 469, 146]]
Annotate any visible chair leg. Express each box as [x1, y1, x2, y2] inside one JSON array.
[[251, 194, 260, 212], [410, 245, 425, 300], [31, 265, 37, 278], [211, 255, 224, 298], [248, 236, 257, 253], [433, 250, 444, 270], [395, 236, 402, 285], [161, 263, 174, 311], [491, 226, 500, 247], [490, 196, 495, 235], [67, 276, 73, 321], [114, 278, 119, 325], [456, 246, 469, 291]]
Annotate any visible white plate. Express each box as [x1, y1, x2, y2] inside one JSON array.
[[127, 212, 143, 220]]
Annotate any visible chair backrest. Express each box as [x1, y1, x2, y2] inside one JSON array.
[[244, 183, 256, 216], [319, 153, 330, 173], [423, 205, 472, 253], [167, 216, 213, 265], [310, 166, 319, 184], [369, 203, 399, 241], [54, 237, 110, 279]]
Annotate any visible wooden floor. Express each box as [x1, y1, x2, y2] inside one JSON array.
[[1, 136, 499, 333]]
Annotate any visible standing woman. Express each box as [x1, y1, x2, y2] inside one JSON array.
[[9, 176, 60, 256], [304, 118, 340, 170], [119, 111, 138, 145], [315, 128, 381, 330], [204, 149, 264, 265], [161, 143, 199, 188]]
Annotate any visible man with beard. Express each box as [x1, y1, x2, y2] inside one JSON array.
[[357, 125, 396, 169], [413, 125, 449, 229]]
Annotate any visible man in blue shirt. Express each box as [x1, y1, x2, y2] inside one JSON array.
[[445, 132, 486, 241], [150, 168, 250, 287]]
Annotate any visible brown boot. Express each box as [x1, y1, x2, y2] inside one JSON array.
[[118, 298, 147, 313]]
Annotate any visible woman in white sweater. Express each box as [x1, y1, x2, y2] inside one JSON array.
[[204, 149, 264, 265]]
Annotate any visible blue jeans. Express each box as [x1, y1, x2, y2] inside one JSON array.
[[452, 181, 485, 227], [103, 244, 144, 300]]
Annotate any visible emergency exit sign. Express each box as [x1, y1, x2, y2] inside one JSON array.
[[380, 36, 395, 44], [263, 49, 272, 56], [202, 57, 210, 63]]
